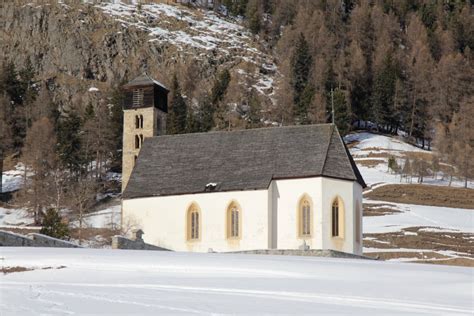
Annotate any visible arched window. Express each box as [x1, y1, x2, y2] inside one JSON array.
[[187, 204, 200, 241], [227, 202, 241, 239], [135, 115, 140, 129], [134, 135, 140, 149], [332, 198, 344, 238], [298, 196, 312, 237], [140, 115, 144, 128], [355, 202, 361, 243], [140, 134, 144, 147]]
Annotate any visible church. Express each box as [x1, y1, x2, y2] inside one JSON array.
[[121, 74, 366, 255]]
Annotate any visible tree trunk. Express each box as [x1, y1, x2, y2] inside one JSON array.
[[409, 84, 416, 137]]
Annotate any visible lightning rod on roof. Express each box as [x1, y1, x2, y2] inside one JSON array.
[[331, 88, 335, 125]]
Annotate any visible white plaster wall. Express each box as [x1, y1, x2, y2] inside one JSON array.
[[272, 178, 323, 250], [122, 189, 269, 252], [320, 178, 359, 254], [353, 183, 364, 255]]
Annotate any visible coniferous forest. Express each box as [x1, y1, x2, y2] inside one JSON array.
[[0, 0, 473, 227]]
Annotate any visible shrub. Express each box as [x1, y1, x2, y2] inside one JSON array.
[[40, 208, 70, 240]]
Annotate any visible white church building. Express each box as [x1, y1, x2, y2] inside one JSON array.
[[121, 75, 366, 255]]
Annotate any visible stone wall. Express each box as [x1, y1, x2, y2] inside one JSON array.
[[29, 233, 80, 248], [0, 230, 81, 248], [0, 230, 35, 247], [228, 249, 375, 260], [112, 235, 170, 251]]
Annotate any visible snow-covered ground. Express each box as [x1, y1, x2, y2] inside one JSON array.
[[1, 163, 26, 193], [345, 132, 474, 189], [0, 207, 34, 227], [363, 201, 474, 234], [71, 205, 121, 229], [0, 248, 472, 315]]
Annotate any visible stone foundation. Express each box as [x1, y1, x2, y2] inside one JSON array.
[[228, 249, 375, 260], [112, 235, 171, 251]]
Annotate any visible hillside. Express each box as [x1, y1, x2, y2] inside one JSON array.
[[342, 132, 473, 265], [1, 248, 472, 315], [1, 1, 276, 115]]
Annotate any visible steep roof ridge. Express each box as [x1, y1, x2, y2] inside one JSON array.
[[147, 123, 335, 143], [320, 124, 335, 175], [323, 125, 366, 188], [124, 73, 169, 90]]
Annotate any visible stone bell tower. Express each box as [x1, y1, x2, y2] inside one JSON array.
[[122, 74, 168, 192]]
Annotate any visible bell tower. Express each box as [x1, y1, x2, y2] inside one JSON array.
[[122, 74, 168, 192]]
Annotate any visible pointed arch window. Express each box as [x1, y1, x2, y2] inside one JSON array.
[[140, 134, 144, 147], [187, 204, 200, 241], [298, 196, 312, 237], [135, 115, 140, 129], [134, 135, 140, 149], [140, 114, 144, 128], [332, 198, 344, 238], [227, 202, 241, 239]]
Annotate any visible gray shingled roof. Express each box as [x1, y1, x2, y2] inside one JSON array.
[[123, 124, 366, 199], [123, 73, 169, 90]]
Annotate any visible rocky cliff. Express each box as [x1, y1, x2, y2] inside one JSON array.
[[1, 0, 278, 111]]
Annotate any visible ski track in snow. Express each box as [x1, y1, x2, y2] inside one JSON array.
[[0, 248, 472, 315]]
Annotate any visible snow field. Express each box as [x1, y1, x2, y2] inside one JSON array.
[[363, 201, 474, 234], [0, 248, 472, 315]]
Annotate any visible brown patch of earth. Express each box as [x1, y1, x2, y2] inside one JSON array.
[[355, 159, 383, 168], [415, 258, 474, 267], [363, 203, 401, 217], [0, 227, 42, 235], [1, 266, 33, 274], [1, 266, 67, 274], [365, 184, 474, 209], [363, 226, 473, 267]]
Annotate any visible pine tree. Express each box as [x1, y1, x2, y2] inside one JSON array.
[[332, 88, 351, 136], [372, 54, 398, 132], [23, 117, 58, 224], [57, 111, 84, 174], [211, 69, 231, 105], [291, 33, 312, 108], [109, 86, 125, 169], [167, 74, 187, 135], [246, 88, 262, 128], [196, 95, 214, 132], [246, 0, 261, 34], [40, 208, 70, 240]]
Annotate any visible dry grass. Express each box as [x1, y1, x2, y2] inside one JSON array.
[[1, 266, 33, 274], [363, 203, 401, 217], [355, 159, 383, 168], [1, 266, 66, 274], [363, 226, 473, 267], [365, 184, 474, 209]]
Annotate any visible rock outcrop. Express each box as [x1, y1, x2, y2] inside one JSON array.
[[1, 1, 278, 111]]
